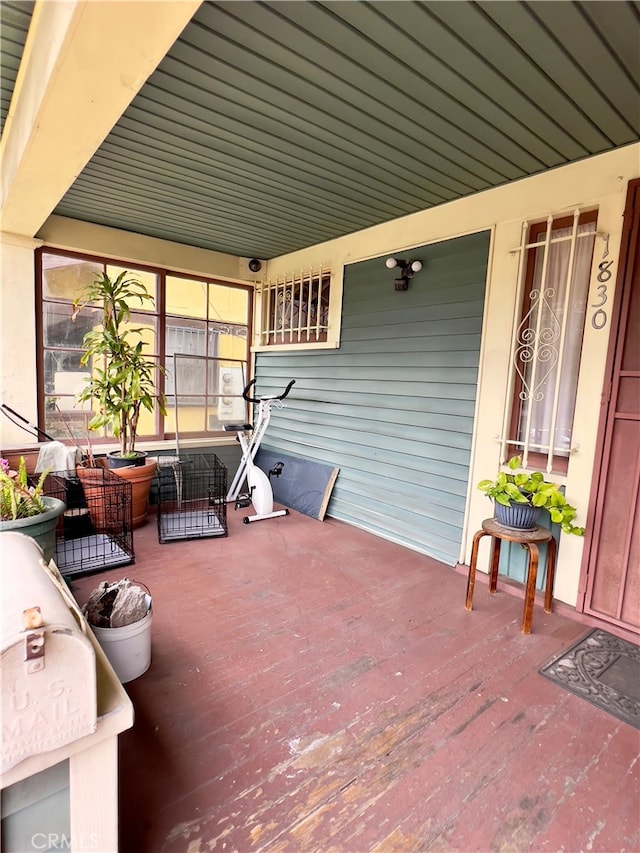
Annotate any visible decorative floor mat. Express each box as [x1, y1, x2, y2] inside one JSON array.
[[540, 628, 640, 729]]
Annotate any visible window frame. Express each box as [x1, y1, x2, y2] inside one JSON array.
[[504, 209, 598, 474], [36, 247, 253, 446], [253, 264, 343, 351]]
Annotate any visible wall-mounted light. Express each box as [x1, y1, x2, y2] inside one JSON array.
[[385, 257, 423, 291]]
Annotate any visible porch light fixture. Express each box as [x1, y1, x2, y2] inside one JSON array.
[[385, 257, 423, 291]]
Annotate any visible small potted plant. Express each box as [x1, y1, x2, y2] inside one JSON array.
[[72, 270, 166, 526], [0, 457, 66, 562], [477, 456, 585, 535]]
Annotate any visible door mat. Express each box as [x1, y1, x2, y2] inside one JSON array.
[[540, 628, 640, 729]]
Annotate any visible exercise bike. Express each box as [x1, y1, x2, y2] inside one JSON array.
[[224, 378, 295, 524]]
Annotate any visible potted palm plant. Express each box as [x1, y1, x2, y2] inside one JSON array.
[[72, 271, 166, 526], [477, 455, 585, 535], [0, 457, 66, 562]]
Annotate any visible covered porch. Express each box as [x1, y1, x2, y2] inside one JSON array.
[[71, 509, 639, 853]]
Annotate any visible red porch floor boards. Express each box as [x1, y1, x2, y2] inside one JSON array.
[[70, 509, 640, 853]]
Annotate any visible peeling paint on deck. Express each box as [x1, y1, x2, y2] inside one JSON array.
[[68, 513, 640, 853]]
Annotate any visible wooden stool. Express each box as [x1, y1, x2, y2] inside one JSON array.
[[465, 518, 557, 634]]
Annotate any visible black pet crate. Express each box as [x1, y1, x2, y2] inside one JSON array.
[[156, 452, 228, 543], [39, 468, 134, 577]]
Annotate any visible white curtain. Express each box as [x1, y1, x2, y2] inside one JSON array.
[[516, 221, 596, 456]]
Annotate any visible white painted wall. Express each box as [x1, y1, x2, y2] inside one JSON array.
[[38, 216, 247, 283], [0, 233, 42, 446]]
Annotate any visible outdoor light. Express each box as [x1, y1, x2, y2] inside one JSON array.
[[384, 257, 423, 290]]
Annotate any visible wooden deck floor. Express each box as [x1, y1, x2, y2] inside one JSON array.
[[70, 508, 640, 853]]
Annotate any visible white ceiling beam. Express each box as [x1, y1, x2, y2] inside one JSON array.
[[0, 0, 201, 237]]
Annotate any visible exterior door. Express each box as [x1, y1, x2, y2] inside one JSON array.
[[580, 179, 640, 634]]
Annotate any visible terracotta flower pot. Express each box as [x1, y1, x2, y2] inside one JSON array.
[[109, 459, 157, 528], [76, 466, 123, 532]]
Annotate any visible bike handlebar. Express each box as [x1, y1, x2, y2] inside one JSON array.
[[242, 378, 296, 404]]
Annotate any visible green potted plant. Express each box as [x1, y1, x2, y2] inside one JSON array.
[[72, 270, 166, 466], [0, 457, 66, 562], [72, 270, 166, 526], [477, 456, 585, 535]]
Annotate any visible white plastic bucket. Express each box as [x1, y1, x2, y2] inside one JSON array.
[[92, 594, 152, 684]]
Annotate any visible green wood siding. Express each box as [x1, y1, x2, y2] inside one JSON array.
[[255, 231, 490, 565]]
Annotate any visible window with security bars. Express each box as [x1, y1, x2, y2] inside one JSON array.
[[257, 267, 331, 346], [502, 209, 597, 473]]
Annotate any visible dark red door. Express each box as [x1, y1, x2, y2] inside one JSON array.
[[580, 179, 640, 634]]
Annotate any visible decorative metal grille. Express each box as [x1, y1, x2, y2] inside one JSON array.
[[514, 286, 562, 407], [501, 210, 597, 471], [258, 267, 330, 346]]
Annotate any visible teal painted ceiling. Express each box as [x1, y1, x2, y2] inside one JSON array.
[[2, 1, 639, 259]]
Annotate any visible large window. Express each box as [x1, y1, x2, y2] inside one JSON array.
[[38, 250, 251, 444], [502, 209, 597, 472]]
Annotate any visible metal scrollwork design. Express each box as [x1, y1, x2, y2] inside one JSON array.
[[514, 287, 560, 402]]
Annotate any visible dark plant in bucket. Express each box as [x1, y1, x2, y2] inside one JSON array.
[[477, 456, 585, 535]]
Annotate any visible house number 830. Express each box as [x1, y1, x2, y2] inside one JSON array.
[[591, 261, 613, 329]]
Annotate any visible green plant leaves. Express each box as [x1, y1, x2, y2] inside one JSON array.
[[476, 456, 585, 535], [0, 458, 49, 520], [72, 271, 166, 456]]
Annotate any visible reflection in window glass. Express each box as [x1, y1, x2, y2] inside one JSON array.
[[107, 265, 156, 305], [209, 284, 249, 325], [39, 250, 251, 443], [166, 276, 207, 319], [42, 254, 102, 301]]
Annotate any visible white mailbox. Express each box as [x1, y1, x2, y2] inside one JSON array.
[[1, 532, 97, 774]]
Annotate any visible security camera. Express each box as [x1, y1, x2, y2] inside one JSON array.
[[248, 258, 262, 273]]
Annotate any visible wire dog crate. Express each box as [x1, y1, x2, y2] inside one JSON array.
[[39, 468, 134, 577], [156, 453, 228, 543]]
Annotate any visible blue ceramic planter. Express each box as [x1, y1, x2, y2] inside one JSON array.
[[494, 500, 542, 530]]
